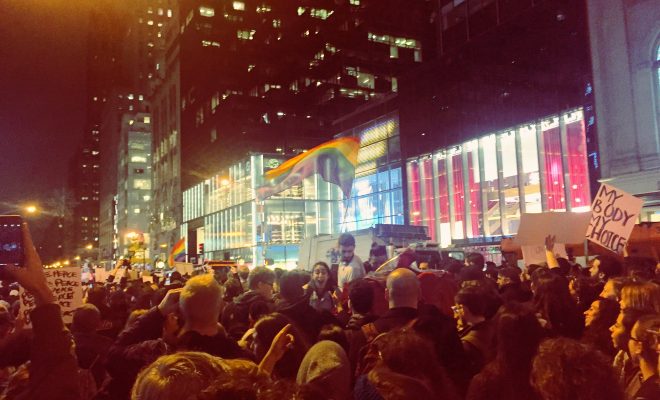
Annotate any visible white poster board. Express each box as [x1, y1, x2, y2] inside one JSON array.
[[19, 267, 83, 327], [521, 243, 568, 266], [516, 212, 592, 246], [586, 183, 643, 254], [94, 267, 107, 283], [174, 262, 194, 275], [142, 275, 154, 283]]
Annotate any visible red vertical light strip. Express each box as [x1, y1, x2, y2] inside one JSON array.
[[543, 126, 565, 210], [437, 159, 449, 223], [422, 158, 436, 241], [407, 161, 422, 225], [452, 153, 465, 238], [566, 120, 590, 208]]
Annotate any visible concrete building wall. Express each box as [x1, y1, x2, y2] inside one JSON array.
[[587, 0, 660, 206]]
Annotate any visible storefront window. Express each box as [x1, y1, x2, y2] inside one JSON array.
[[436, 154, 451, 247], [407, 161, 422, 225], [520, 125, 542, 213], [421, 158, 436, 241], [480, 135, 501, 236], [541, 118, 566, 211], [450, 150, 465, 239], [564, 112, 590, 211], [499, 131, 520, 235]]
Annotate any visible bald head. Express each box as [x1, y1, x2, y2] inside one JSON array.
[[386, 268, 420, 309]]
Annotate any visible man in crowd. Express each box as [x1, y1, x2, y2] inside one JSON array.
[[337, 233, 366, 294], [221, 266, 276, 340]]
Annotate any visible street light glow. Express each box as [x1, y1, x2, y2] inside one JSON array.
[[25, 205, 38, 214], [85, 244, 93, 250]]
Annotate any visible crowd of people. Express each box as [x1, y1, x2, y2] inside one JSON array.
[[0, 227, 658, 400]]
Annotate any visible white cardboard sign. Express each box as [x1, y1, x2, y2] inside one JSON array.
[[521, 243, 568, 266], [19, 267, 83, 327], [515, 212, 592, 246], [586, 183, 643, 254]]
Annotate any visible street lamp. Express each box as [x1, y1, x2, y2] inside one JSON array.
[[85, 244, 93, 250], [25, 205, 38, 214]]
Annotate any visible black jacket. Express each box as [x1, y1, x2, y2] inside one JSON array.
[[221, 291, 273, 341]]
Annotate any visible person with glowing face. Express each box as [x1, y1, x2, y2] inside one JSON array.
[[627, 315, 660, 399]]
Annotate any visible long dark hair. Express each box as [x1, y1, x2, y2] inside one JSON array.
[[492, 303, 544, 374], [532, 269, 583, 338], [308, 261, 335, 295], [253, 313, 310, 380]]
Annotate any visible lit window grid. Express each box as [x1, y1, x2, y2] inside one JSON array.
[[407, 108, 590, 245]]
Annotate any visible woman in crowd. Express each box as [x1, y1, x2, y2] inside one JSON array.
[[306, 262, 336, 314], [582, 297, 620, 357], [532, 268, 583, 339], [252, 313, 311, 381], [531, 337, 624, 400], [626, 315, 660, 400], [610, 308, 651, 390], [354, 329, 459, 400], [601, 276, 634, 302], [467, 302, 544, 400], [620, 281, 660, 314]]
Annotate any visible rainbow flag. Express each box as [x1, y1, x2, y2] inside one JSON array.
[[168, 238, 186, 266], [256, 136, 360, 201]]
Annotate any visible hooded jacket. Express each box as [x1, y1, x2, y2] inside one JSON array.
[[297, 341, 352, 400], [221, 290, 273, 341]]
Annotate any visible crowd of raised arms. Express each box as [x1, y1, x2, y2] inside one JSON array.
[[0, 225, 658, 400]]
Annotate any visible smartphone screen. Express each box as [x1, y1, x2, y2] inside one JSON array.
[[0, 216, 24, 266]]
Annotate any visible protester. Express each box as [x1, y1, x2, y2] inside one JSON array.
[[627, 315, 660, 400], [5, 223, 81, 400], [221, 266, 276, 340], [591, 255, 624, 282], [341, 278, 377, 330], [71, 304, 114, 390], [130, 351, 260, 400], [467, 303, 544, 400], [620, 281, 660, 314], [453, 284, 496, 374], [497, 266, 532, 304], [354, 329, 459, 400], [601, 276, 634, 302], [531, 268, 583, 338], [531, 337, 624, 400], [336, 233, 365, 294], [610, 308, 653, 391], [582, 297, 620, 357], [252, 313, 310, 380], [418, 271, 458, 317], [305, 262, 336, 313], [296, 340, 351, 400]]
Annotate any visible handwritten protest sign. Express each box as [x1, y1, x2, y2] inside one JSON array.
[[174, 262, 194, 275], [586, 183, 643, 254], [19, 267, 83, 327]]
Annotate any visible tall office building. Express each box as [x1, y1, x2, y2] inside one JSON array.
[[147, 0, 435, 260]]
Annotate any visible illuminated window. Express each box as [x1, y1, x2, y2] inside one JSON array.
[[390, 46, 398, 58], [272, 19, 281, 28], [199, 6, 215, 17], [133, 179, 151, 190], [391, 77, 398, 92], [257, 4, 271, 13], [147, 20, 154, 25], [310, 8, 333, 19], [297, 7, 306, 16], [138, 94, 144, 101], [237, 30, 255, 40], [357, 71, 375, 89], [233, 1, 245, 11], [350, 0, 360, 4], [133, 209, 141, 214], [210, 128, 217, 142], [202, 40, 221, 47], [167, 9, 172, 18], [131, 155, 148, 163], [143, 116, 150, 124]]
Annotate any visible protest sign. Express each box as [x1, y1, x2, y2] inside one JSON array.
[[586, 183, 643, 254], [142, 275, 154, 283], [19, 266, 83, 327], [521, 243, 568, 266], [174, 262, 194, 275], [94, 267, 107, 283], [515, 212, 592, 245]]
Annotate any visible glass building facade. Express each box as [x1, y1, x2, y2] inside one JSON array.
[[182, 113, 403, 268], [407, 108, 591, 247]]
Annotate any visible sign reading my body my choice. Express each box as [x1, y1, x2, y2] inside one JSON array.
[[586, 183, 643, 254], [19, 266, 83, 327]]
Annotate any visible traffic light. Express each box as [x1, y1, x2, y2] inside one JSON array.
[[198, 243, 204, 255]]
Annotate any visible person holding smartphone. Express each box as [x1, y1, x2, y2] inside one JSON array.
[[4, 222, 81, 400]]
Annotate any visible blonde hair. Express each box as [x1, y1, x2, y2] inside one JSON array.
[[179, 274, 223, 325], [620, 281, 660, 313], [131, 352, 226, 400]]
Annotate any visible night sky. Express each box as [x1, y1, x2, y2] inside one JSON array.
[[0, 1, 88, 208]]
